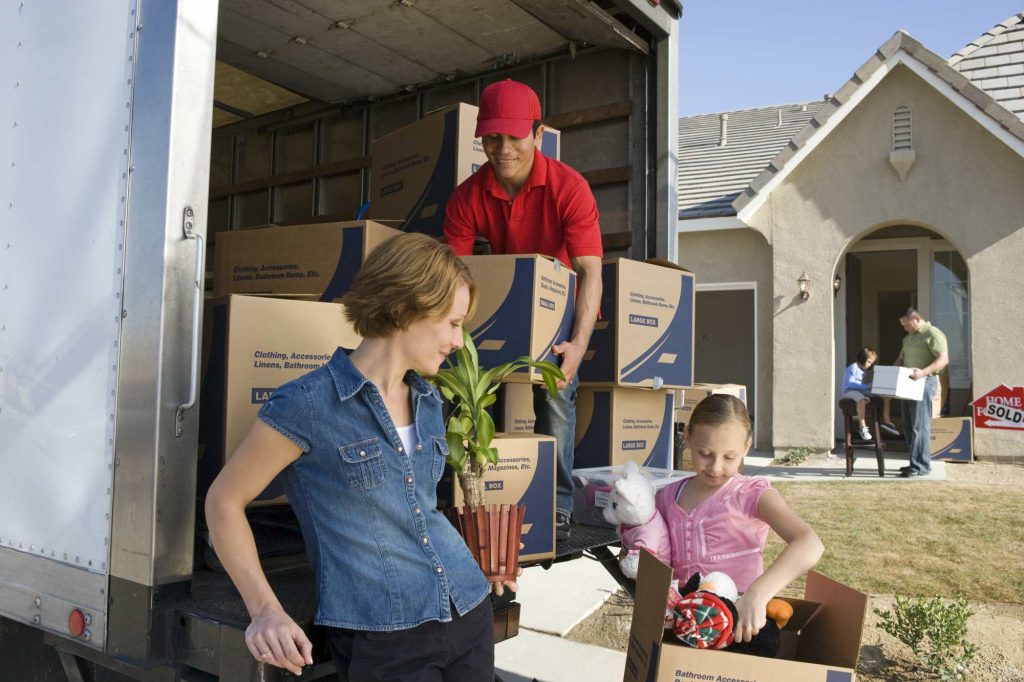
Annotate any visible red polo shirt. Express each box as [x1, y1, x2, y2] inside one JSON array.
[[443, 149, 603, 265]]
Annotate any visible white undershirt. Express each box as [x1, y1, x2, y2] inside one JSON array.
[[395, 423, 418, 455]]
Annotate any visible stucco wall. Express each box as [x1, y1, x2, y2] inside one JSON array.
[[744, 64, 1024, 459], [677, 229, 773, 449]]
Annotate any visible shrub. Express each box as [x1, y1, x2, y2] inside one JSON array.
[[776, 446, 814, 465], [874, 595, 978, 681]]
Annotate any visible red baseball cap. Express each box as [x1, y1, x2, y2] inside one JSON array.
[[475, 79, 542, 139]]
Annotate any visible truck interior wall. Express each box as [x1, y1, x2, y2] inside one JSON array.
[[206, 47, 650, 266]]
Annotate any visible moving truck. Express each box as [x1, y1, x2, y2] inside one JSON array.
[[0, 1, 680, 679]]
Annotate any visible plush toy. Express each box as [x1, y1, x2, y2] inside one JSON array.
[[665, 571, 795, 658], [602, 461, 670, 579]]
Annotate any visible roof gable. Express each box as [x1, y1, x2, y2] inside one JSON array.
[[733, 31, 1024, 223]]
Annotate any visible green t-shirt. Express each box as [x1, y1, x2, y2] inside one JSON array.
[[901, 322, 948, 370]]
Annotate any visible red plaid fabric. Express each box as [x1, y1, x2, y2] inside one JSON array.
[[669, 591, 734, 650]]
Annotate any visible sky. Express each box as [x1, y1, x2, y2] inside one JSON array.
[[678, 1, 1024, 116]]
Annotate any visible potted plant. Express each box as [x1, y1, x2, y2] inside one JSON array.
[[431, 329, 564, 582]]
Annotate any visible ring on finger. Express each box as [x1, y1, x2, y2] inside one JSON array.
[[259, 650, 271, 658]]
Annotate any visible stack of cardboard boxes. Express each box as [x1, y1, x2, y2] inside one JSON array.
[[198, 221, 402, 503]]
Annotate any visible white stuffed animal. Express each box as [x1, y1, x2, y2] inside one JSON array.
[[602, 461, 670, 579]]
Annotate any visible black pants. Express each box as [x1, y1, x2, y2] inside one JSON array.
[[326, 599, 494, 682]]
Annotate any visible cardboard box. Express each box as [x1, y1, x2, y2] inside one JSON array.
[[580, 258, 695, 389], [197, 295, 362, 504], [931, 417, 973, 462], [496, 382, 536, 434], [870, 365, 924, 401], [625, 553, 866, 682], [674, 383, 747, 426], [574, 387, 674, 470], [462, 255, 575, 383], [368, 103, 561, 236], [212, 221, 400, 299], [571, 465, 691, 528], [437, 433, 556, 562]]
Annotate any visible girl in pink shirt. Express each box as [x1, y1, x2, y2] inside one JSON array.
[[656, 395, 823, 645]]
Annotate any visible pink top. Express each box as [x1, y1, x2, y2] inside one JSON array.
[[655, 474, 772, 592], [620, 512, 670, 563]]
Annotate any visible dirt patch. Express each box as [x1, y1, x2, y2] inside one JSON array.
[[566, 462, 1024, 681]]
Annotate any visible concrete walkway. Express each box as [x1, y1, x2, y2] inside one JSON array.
[[496, 559, 625, 682], [744, 449, 947, 482]]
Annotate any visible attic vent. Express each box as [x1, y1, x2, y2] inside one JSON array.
[[893, 106, 912, 150]]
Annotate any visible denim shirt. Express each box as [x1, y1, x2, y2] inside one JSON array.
[[257, 348, 490, 631]]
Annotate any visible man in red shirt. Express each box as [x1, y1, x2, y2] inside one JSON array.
[[445, 80, 603, 540]]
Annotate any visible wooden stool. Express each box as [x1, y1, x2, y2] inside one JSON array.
[[838, 398, 886, 477]]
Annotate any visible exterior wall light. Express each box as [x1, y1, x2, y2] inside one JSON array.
[[798, 272, 811, 301], [833, 274, 842, 297]]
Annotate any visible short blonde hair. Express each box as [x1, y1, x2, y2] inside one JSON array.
[[686, 394, 753, 442], [341, 233, 476, 338]]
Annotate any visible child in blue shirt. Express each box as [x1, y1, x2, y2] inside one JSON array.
[[841, 347, 878, 441]]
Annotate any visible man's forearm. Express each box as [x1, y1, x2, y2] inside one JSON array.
[[571, 267, 601, 348]]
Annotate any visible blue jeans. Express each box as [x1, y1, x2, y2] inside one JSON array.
[[533, 374, 579, 516], [902, 375, 938, 473]]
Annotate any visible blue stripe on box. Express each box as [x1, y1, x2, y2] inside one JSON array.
[[621, 273, 694, 386], [470, 258, 533, 370], [825, 671, 852, 682], [574, 390, 612, 470], [578, 261, 618, 383], [318, 227, 367, 302], [535, 270, 576, 366], [400, 108, 459, 237], [520, 440, 556, 556], [643, 393, 674, 468]]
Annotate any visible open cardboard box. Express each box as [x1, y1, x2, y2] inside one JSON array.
[[624, 552, 867, 682]]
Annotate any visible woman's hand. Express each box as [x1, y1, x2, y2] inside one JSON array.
[[491, 567, 524, 597], [733, 590, 768, 644], [245, 605, 314, 675]]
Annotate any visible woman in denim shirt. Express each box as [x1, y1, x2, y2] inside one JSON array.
[[206, 234, 514, 681]]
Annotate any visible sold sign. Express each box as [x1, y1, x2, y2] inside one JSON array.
[[972, 385, 1024, 430]]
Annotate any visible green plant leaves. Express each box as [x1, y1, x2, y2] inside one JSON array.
[[425, 328, 567, 504], [874, 595, 978, 680]]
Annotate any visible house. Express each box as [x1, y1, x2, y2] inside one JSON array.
[[676, 13, 1024, 461]]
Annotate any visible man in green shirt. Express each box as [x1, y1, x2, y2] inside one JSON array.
[[894, 308, 949, 477]]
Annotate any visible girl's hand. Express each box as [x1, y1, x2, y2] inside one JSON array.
[[734, 590, 768, 644], [491, 567, 523, 597], [246, 606, 313, 675]]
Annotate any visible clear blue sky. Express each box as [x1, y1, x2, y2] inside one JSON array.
[[679, 2, 1024, 116]]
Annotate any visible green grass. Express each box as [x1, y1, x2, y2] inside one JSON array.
[[766, 479, 1024, 603]]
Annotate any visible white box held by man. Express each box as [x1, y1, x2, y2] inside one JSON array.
[[870, 365, 925, 401]]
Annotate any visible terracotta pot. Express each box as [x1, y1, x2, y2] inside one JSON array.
[[445, 503, 525, 583]]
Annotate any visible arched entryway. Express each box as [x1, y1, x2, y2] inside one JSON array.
[[833, 224, 971, 436]]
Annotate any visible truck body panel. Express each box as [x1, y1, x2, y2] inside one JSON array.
[[0, 1, 679, 678]]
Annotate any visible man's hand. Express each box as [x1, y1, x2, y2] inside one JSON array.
[[551, 339, 585, 388], [909, 368, 926, 380]]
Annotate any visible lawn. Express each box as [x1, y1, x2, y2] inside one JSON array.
[[767, 464, 1024, 604]]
